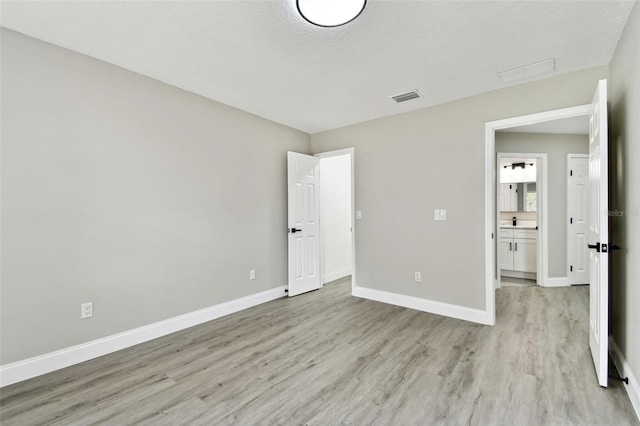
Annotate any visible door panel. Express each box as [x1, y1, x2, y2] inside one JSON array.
[[287, 152, 321, 297], [588, 80, 609, 387], [568, 155, 589, 284]]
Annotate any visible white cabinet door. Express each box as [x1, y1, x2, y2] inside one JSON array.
[[513, 238, 537, 273], [498, 238, 513, 270]]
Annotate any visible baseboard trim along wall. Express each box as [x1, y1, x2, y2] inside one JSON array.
[[352, 286, 492, 325], [323, 268, 351, 284], [610, 337, 640, 421], [0, 285, 287, 387], [542, 277, 570, 287]]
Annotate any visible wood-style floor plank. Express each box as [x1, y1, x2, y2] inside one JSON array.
[[1, 278, 637, 425]]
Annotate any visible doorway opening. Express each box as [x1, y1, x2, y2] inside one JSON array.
[[286, 148, 356, 297], [485, 79, 609, 387], [484, 104, 592, 324], [496, 154, 545, 289], [316, 149, 355, 288]]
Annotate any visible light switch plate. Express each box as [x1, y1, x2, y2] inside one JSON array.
[[434, 209, 447, 221]]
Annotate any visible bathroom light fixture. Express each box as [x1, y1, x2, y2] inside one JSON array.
[[297, 0, 367, 27], [504, 162, 534, 169]]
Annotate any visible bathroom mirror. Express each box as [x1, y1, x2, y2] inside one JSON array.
[[500, 181, 537, 212]]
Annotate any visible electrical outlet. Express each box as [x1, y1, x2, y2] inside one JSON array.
[[250, 269, 256, 280], [434, 209, 447, 221], [81, 302, 93, 319], [414, 272, 422, 282]]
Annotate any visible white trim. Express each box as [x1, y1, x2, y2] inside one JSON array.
[[610, 337, 640, 422], [487, 105, 591, 131], [352, 286, 492, 325], [485, 123, 497, 325], [323, 267, 351, 284], [314, 148, 356, 293], [500, 270, 537, 280], [485, 104, 591, 324], [543, 277, 570, 287], [0, 286, 286, 387]]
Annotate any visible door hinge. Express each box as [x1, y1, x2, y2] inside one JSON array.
[[570, 170, 573, 176], [570, 265, 573, 272], [570, 218, 573, 224]]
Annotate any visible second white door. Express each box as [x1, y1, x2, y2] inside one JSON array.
[[287, 152, 321, 297], [568, 154, 589, 285]]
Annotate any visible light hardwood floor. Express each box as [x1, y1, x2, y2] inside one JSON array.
[[1, 278, 638, 425]]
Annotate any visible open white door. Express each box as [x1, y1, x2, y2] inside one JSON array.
[[287, 152, 321, 297], [587, 79, 609, 387]]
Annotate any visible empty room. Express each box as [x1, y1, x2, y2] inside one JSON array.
[[1, 1, 639, 424]]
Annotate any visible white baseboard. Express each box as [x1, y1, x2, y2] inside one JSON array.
[[542, 276, 570, 287], [352, 286, 492, 325], [0, 285, 286, 388], [323, 267, 351, 284], [610, 337, 640, 422], [501, 270, 536, 280]]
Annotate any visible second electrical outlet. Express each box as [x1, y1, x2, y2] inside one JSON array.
[[250, 269, 256, 280], [414, 272, 422, 282], [81, 302, 93, 319]]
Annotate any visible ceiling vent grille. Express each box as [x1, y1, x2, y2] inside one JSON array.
[[391, 90, 421, 103]]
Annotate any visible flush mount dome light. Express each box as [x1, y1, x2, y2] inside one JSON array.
[[297, 0, 367, 27]]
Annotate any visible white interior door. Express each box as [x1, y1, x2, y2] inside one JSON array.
[[287, 152, 321, 297], [568, 155, 589, 285], [587, 79, 609, 387]]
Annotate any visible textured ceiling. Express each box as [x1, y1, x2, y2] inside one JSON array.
[[0, 0, 635, 134]]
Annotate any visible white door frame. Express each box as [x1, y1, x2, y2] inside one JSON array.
[[484, 104, 591, 325], [495, 152, 547, 289], [314, 148, 356, 293]]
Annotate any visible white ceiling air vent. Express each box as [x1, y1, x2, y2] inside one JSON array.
[[391, 90, 421, 103]]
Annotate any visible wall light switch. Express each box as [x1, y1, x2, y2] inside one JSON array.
[[356, 210, 362, 220], [434, 209, 447, 221]]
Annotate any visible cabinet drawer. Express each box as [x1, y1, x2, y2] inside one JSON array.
[[499, 228, 514, 238], [514, 229, 537, 239]]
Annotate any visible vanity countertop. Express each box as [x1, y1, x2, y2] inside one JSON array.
[[500, 220, 537, 230]]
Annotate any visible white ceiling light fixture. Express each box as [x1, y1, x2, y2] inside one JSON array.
[[297, 0, 367, 27]]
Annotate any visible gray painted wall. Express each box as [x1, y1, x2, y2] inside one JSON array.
[[610, 1, 640, 395], [311, 66, 607, 311], [0, 29, 310, 364], [496, 132, 588, 278]]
